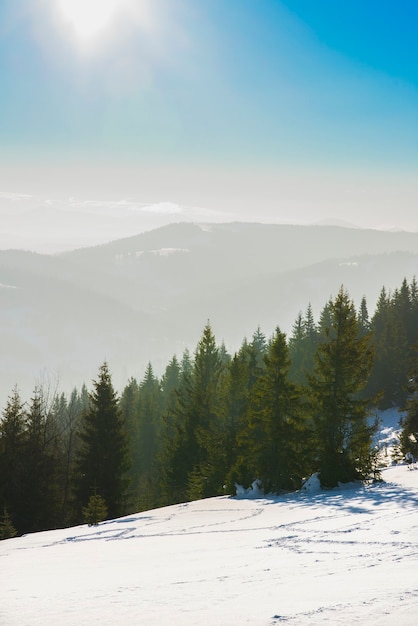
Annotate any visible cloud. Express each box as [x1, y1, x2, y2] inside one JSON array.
[[0, 192, 32, 201], [137, 202, 182, 215]]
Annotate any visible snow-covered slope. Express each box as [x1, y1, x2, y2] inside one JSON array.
[[1, 465, 418, 625]]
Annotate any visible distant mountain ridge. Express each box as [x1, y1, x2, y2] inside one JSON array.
[[311, 217, 360, 229], [1, 222, 418, 398]]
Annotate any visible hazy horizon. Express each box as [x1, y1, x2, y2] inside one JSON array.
[[1, 165, 418, 253], [2, 185, 418, 254]]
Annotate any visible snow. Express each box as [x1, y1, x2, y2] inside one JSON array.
[[301, 472, 321, 493], [235, 479, 264, 498], [1, 465, 418, 625], [375, 408, 405, 465], [150, 247, 190, 257]]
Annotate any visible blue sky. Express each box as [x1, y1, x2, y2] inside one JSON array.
[[0, 0, 417, 228]]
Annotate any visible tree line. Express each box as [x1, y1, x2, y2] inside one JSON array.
[[1, 278, 418, 538]]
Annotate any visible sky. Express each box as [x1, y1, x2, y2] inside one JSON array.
[[0, 0, 417, 231]]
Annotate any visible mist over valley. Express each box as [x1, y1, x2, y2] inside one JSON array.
[[1, 220, 418, 399]]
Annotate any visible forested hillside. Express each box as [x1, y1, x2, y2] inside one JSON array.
[[1, 277, 418, 539]]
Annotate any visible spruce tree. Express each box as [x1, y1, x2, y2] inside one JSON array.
[[288, 304, 318, 386], [188, 324, 226, 498], [82, 492, 108, 526], [56, 388, 84, 526], [120, 377, 140, 492], [399, 346, 418, 459], [366, 287, 393, 407], [0, 507, 17, 539], [158, 351, 196, 505], [251, 326, 267, 367], [74, 362, 129, 520], [308, 288, 377, 487], [358, 296, 371, 336], [137, 364, 162, 476], [167, 323, 224, 501], [135, 364, 162, 510], [288, 312, 305, 383], [160, 356, 181, 412], [0, 387, 26, 534], [224, 333, 271, 492], [221, 348, 253, 492], [239, 328, 305, 493], [23, 387, 61, 532], [368, 283, 411, 408], [158, 357, 182, 505]]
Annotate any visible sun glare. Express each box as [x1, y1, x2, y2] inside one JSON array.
[[58, 0, 141, 43]]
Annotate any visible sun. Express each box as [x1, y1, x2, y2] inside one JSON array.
[[58, 0, 133, 42]]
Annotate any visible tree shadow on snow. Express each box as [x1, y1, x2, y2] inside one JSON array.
[[235, 470, 418, 516]]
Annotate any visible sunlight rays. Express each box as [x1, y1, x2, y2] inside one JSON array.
[[58, 0, 121, 40], [56, 0, 154, 49]]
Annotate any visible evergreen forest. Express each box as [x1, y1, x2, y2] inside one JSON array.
[[1, 277, 418, 539]]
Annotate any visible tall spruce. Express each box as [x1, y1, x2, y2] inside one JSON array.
[[167, 323, 224, 501], [157, 356, 182, 506], [137, 364, 161, 477], [161, 356, 181, 413], [224, 333, 270, 491], [135, 364, 162, 510], [120, 377, 141, 503], [367, 287, 393, 407], [0, 507, 17, 539], [251, 326, 268, 367], [308, 288, 377, 487], [399, 345, 418, 459], [358, 296, 371, 336], [238, 328, 305, 493], [368, 282, 415, 408], [289, 303, 319, 386], [22, 387, 61, 532], [0, 387, 26, 534], [221, 347, 253, 492], [55, 388, 84, 525], [74, 362, 129, 520]]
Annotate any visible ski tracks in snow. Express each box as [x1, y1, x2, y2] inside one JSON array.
[[2, 465, 418, 626]]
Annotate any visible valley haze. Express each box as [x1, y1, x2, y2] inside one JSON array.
[[1, 218, 418, 400], [1, 175, 418, 254]]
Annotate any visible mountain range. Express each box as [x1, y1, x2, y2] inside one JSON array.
[[1, 222, 418, 399]]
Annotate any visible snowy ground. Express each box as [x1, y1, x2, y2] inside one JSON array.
[[375, 407, 405, 465], [1, 462, 418, 626]]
